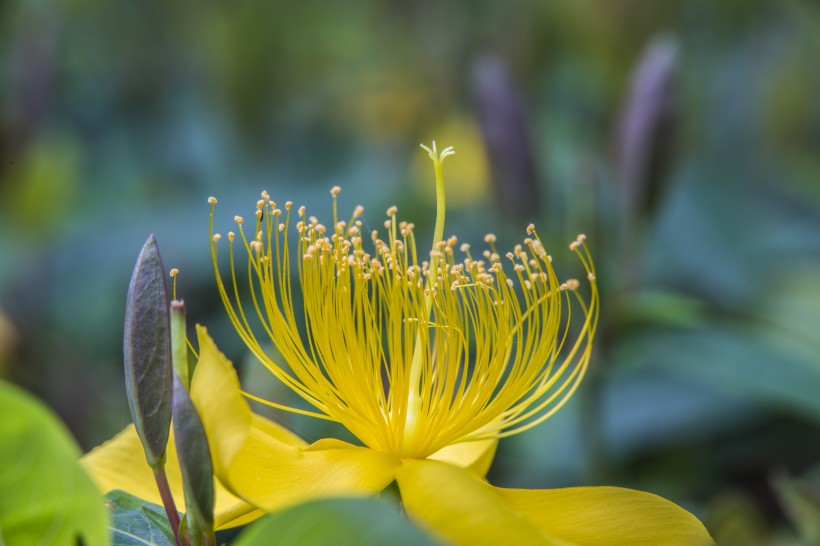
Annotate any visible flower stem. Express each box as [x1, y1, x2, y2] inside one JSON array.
[[153, 463, 185, 546]]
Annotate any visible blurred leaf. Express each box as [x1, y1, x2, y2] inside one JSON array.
[[2, 132, 81, 236], [124, 235, 173, 467], [773, 470, 820, 544], [618, 324, 820, 422], [106, 490, 177, 546], [621, 290, 708, 329], [233, 497, 439, 546], [0, 380, 108, 546]]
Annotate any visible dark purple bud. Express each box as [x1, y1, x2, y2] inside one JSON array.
[[124, 235, 172, 468]]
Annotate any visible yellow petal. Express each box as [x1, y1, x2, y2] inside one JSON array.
[[495, 486, 715, 546], [81, 425, 263, 529], [395, 459, 567, 546], [224, 430, 401, 512], [188, 326, 398, 512], [428, 438, 498, 477], [189, 325, 254, 475]]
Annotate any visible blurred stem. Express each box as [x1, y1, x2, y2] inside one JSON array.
[[153, 463, 185, 546]]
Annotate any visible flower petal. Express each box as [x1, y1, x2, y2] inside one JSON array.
[[189, 326, 400, 512], [495, 486, 715, 546], [395, 459, 567, 546], [189, 325, 254, 474], [428, 438, 498, 477], [222, 429, 401, 512], [80, 425, 263, 529]]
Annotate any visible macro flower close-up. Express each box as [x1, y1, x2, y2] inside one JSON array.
[[3, 3, 819, 545], [82, 144, 713, 545]]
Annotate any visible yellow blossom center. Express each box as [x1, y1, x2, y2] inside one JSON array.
[[208, 144, 598, 459]]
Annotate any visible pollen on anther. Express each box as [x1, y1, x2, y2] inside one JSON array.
[[228, 231, 235, 241], [234, 215, 244, 224], [213, 234, 222, 242], [354, 205, 364, 217], [577, 233, 587, 242], [588, 272, 596, 281], [298, 206, 306, 216], [387, 206, 398, 216], [484, 234, 497, 244], [569, 241, 580, 251], [169, 268, 179, 277], [330, 186, 341, 196], [208, 196, 217, 205], [526, 223, 535, 234], [460, 243, 470, 253]]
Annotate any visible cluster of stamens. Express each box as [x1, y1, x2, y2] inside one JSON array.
[[208, 184, 597, 458]]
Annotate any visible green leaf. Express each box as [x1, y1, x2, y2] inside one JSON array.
[[124, 234, 173, 467], [172, 373, 215, 543], [233, 497, 440, 546], [106, 490, 178, 546], [0, 380, 108, 546]]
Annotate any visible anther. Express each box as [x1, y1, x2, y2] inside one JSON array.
[[526, 223, 535, 234], [228, 232, 235, 241], [484, 234, 497, 244], [169, 268, 179, 277], [234, 215, 244, 224], [213, 234, 222, 242], [387, 206, 398, 216], [208, 196, 217, 205], [330, 186, 341, 196]]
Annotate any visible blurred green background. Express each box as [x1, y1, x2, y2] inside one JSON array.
[[1, 0, 819, 543]]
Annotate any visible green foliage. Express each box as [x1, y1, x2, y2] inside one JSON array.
[[124, 235, 173, 468], [106, 490, 178, 546], [233, 497, 440, 546], [0, 381, 108, 546], [773, 469, 820, 544]]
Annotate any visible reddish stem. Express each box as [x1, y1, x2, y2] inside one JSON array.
[[153, 464, 185, 546]]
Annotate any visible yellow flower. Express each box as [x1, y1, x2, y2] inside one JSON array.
[[84, 144, 714, 545]]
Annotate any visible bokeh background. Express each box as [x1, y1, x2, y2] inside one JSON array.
[[2, 1, 820, 543]]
